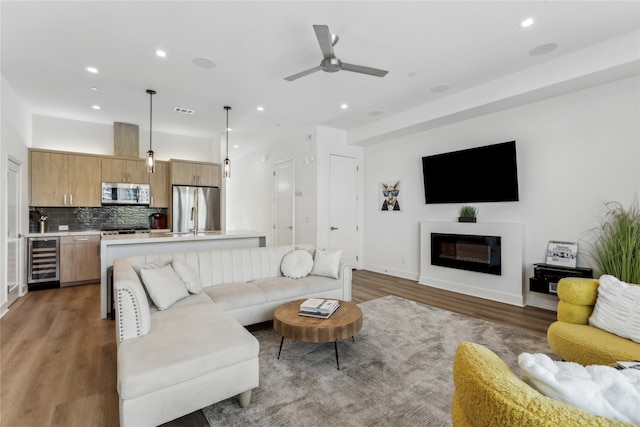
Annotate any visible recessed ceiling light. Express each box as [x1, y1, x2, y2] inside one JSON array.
[[430, 84, 451, 93], [340, 104, 348, 109], [156, 49, 167, 58], [529, 42, 558, 56], [92, 105, 101, 110], [520, 18, 534, 28], [192, 56, 216, 69], [233, 145, 239, 149], [86, 66, 98, 74], [257, 106, 264, 111], [90, 87, 99, 91]]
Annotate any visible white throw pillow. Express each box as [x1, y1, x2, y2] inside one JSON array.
[[310, 249, 343, 279], [281, 250, 314, 279], [139, 264, 190, 310], [295, 244, 316, 259], [131, 259, 171, 308], [518, 352, 640, 424], [589, 275, 640, 343], [172, 259, 202, 294]]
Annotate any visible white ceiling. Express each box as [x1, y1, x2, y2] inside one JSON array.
[[2, 1, 639, 154]]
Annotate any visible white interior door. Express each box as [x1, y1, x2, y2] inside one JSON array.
[[274, 159, 294, 246], [6, 158, 22, 306], [329, 155, 359, 266]]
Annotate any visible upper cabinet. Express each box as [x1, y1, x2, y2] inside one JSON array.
[[102, 158, 149, 184], [149, 161, 168, 208], [170, 160, 220, 187], [30, 150, 101, 207], [30, 148, 213, 209]]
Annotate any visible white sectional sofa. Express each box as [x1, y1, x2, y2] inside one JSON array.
[[113, 244, 352, 427]]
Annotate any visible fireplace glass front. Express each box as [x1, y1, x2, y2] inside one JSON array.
[[431, 233, 501, 275]]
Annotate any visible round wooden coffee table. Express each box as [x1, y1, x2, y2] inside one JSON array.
[[273, 299, 363, 370]]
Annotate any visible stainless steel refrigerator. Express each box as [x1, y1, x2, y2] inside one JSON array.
[[172, 185, 221, 233]]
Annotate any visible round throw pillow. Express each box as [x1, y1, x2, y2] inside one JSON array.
[[281, 250, 313, 279]]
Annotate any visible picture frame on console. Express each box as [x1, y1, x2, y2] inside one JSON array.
[[546, 240, 578, 267]]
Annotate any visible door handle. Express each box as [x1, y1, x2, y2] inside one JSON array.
[[330, 226, 338, 230]]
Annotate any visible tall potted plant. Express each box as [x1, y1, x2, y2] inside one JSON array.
[[587, 200, 640, 284]]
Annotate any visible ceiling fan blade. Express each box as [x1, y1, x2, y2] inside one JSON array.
[[341, 63, 388, 77], [313, 25, 335, 59], [284, 65, 322, 81]]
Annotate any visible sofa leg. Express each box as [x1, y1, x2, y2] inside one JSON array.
[[238, 389, 252, 408]]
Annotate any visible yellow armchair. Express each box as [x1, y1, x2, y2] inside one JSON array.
[[452, 342, 631, 426], [547, 277, 640, 365]]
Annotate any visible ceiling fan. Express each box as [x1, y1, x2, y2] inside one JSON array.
[[284, 24, 389, 81]]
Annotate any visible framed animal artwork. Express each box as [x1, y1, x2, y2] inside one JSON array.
[[380, 180, 401, 211]]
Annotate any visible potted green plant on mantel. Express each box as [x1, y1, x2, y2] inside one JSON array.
[[458, 206, 478, 223], [587, 199, 640, 284]]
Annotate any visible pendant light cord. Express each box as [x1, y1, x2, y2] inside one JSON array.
[[147, 89, 156, 151], [224, 106, 231, 158]]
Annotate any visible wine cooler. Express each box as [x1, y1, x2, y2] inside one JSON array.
[[28, 236, 60, 290]]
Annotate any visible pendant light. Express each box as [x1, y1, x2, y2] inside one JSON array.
[[146, 89, 156, 173], [223, 106, 231, 178]]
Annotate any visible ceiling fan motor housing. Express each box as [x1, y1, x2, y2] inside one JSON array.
[[321, 57, 342, 73]]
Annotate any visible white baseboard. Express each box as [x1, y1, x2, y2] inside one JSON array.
[[418, 275, 524, 307], [362, 263, 419, 281]]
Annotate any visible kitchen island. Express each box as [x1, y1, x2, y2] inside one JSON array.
[[100, 230, 267, 318]]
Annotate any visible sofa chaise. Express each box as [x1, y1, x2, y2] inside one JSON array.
[[114, 244, 352, 427]]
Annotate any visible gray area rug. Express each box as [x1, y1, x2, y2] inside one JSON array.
[[203, 295, 554, 426]]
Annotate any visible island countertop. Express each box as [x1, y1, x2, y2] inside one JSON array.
[[100, 229, 266, 245], [100, 230, 267, 319]]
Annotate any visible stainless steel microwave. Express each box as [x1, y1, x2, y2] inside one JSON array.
[[101, 182, 150, 205]]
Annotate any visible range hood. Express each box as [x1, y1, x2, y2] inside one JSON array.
[[114, 122, 139, 158]]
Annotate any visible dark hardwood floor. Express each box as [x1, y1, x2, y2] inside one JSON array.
[[0, 270, 556, 427]]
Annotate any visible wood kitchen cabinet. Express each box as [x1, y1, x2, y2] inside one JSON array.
[[170, 160, 220, 187], [149, 160, 168, 207], [30, 150, 102, 207], [101, 158, 149, 184], [60, 235, 100, 285]]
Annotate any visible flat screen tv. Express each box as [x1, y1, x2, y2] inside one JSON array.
[[422, 141, 519, 204]]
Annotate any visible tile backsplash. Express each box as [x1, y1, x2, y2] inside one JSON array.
[[30, 206, 167, 233]]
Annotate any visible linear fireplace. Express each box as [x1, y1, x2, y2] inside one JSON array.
[[431, 233, 501, 275], [420, 221, 524, 306]]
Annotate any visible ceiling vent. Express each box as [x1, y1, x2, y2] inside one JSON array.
[[174, 107, 195, 114]]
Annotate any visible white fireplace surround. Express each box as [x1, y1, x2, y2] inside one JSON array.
[[419, 221, 525, 306]]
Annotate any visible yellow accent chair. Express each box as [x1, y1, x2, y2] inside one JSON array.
[[547, 277, 640, 365], [452, 342, 631, 426]]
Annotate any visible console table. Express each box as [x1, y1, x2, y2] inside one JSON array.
[[529, 263, 593, 295]]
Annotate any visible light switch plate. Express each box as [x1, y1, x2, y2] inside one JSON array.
[[59, 225, 69, 231]]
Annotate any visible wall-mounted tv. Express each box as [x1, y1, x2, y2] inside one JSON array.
[[422, 140, 519, 204]]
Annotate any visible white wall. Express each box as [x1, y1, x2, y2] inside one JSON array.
[[1, 75, 31, 314], [225, 124, 364, 257], [32, 115, 219, 162], [363, 76, 640, 310], [225, 129, 317, 247]]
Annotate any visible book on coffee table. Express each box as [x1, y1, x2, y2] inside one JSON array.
[[300, 298, 339, 314], [299, 302, 340, 319]]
